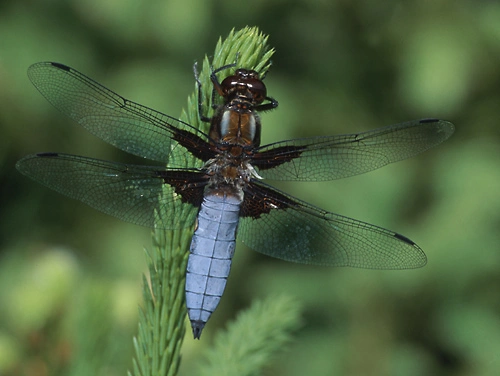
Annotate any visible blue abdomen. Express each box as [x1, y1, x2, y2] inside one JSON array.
[[185, 191, 241, 338]]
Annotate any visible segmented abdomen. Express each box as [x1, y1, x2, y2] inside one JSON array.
[[185, 191, 241, 339]]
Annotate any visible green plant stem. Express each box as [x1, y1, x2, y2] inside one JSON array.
[[130, 26, 275, 376]]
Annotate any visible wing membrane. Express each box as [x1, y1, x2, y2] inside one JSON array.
[[239, 181, 426, 269], [28, 62, 210, 167], [254, 119, 454, 181], [16, 153, 202, 229]]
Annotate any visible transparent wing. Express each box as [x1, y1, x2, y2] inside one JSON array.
[[28, 62, 210, 167], [16, 153, 202, 229], [254, 119, 454, 181], [239, 181, 426, 269]]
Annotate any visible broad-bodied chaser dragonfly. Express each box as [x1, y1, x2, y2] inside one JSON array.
[[16, 62, 454, 338]]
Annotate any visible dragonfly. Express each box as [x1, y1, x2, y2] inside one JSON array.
[[16, 62, 454, 339]]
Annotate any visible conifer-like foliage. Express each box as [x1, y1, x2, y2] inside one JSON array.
[[131, 27, 299, 376]]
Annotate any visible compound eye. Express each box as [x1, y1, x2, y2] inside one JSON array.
[[220, 73, 241, 91], [219, 69, 267, 103], [246, 79, 267, 103]]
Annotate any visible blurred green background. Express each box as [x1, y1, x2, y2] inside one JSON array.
[[1, 1, 500, 375]]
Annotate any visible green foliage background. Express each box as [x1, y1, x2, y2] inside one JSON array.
[[1, 1, 499, 375]]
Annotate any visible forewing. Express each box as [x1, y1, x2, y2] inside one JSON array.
[[28, 62, 212, 167], [253, 119, 454, 181], [238, 181, 426, 269], [16, 153, 204, 229]]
